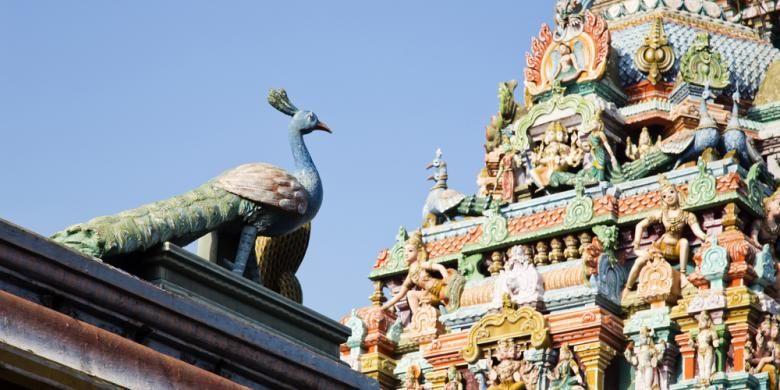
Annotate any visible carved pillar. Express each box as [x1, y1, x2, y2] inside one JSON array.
[[661, 343, 680, 390], [573, 342, 616, 390], [675, 332, 696, 380], [729, 322, 751, 372]]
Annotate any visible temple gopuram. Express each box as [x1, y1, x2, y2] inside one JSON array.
[[340, 1, 780, 389]]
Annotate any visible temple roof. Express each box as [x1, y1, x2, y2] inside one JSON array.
[[611, 16, 780, 98]]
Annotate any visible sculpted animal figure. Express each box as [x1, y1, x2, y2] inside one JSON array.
[[52, 89, 331, 283]]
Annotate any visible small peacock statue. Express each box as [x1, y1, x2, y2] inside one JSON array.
[[52, 89, 331, 284]]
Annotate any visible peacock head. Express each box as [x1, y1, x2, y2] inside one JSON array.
[[268, 88, 332, 135]]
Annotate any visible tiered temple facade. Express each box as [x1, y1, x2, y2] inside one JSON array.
[[341, 1, 780, 389]]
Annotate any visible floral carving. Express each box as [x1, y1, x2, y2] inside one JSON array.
[[680, 32, 730, 88]]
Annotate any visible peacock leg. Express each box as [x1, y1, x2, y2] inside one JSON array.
[[232, 225, 258, 276]]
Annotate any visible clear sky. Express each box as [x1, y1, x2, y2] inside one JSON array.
[[1, 1, 552, 320]]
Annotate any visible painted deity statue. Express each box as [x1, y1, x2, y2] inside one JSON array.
[[495, 134, 519, 203], [748, 315, 780, 389], [626, 127, 657, 161], [547, 344, 586, 390], [444, 365, 464, 390], [690, 311, 721, 384], [382, 230, 462, 322], [625, 176, 709, 290], [404, 365, 422, 390], [551, 43, 584, 83], [625, 327, 665, 390], [487, 338, 532, 390], [491, 245, 544, 309], [530, 122, 584, 191], [549, 122, 621, 188], [750, 188, 780, 255]]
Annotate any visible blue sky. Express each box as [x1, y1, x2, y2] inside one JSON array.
[[1, 1, 552, 320]]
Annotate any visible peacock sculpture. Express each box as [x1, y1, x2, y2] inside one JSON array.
[[422, 149, 498, 227], [52, 89, 331, 285]]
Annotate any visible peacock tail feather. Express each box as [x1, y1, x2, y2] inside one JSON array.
[[455, 195, 499, 216], [51, 183, 255, 259], [611, 148, 675, 183], [254, 222, 310, 303]]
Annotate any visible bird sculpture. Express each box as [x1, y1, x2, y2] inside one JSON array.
[[52, 89, 331, 282], [613, 83, 722, 182], [722, 83, 770, 182], [422, 149, 466, 227]]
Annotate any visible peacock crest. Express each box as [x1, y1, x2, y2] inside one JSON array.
[[267, 88, 299, 116]]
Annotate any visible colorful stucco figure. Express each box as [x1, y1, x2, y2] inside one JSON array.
[[342, 1, 780, 389]]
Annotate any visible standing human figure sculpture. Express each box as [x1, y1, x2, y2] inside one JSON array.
[[625, 327, 665, 390], [750, 188, 780, 255], [547, 344, 586, 390], [625, 176, 710, 290], [381, 230, 461, 315], [690, 311, 720, 384], [444, 365, 464, 390], [626, 127, 656, 161]]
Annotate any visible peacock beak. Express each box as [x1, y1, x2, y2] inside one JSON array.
[[425, 163, 434, 169], [426, 175, 435, 181], [314, 121, 332, 133]]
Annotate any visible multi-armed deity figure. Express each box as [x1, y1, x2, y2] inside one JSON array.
[[547, 344, 586, 390], [382, 230, 463, 321], [625, 176, 710, 290], [625, 326, 666, 390], [487, 337, 537, 390], [529, 121, 584, 192], [690, 311, 721, 384], [491, 245, 543, 309]]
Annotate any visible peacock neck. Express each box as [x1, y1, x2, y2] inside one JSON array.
[[289, 127, 323, 216]]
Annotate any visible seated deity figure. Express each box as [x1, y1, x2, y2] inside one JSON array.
[[550, 122, 621, 188], [551, 43, 584, 83], [547, 344, 586, 390], [625, 176, 710, 291], [530, 122, 583, 192], [626, 127, 656, 161], [690, 311, 720, 384], [382, 230, 461, 318], [487, 338, 534, 390], [625, 327, 665, 390], [490, 245, 543, 309]]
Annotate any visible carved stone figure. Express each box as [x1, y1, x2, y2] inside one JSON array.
[[491, 245, 544, 309], [690, 311, 720, 384], [444, 365, 464, 390], [748, 315, 779, 389], [626, 127, 656, 161], [530, 122, 584, 192], [547, 344, 586, 390], [486, 80, 526, 153], [549, 122, 620, 188], [625, 327, 665, 390], [382, 230, 465, 319], [404, 364, 423, 390], [750, 188, 780, 255], [51, 89, 331, 284], [551, 43, 584, 83], [495, 136, 520, 203], [487, 338, 531, 390], [626, 176, 709, 290]]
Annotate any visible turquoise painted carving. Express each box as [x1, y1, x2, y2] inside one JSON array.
[[686, 158, 717, 207], [51, 89, 332, 282], [459, 253, 485, 282], [591, 225, 626, 304], [388, 318, 403, 345], [680, 32, 730, 89], [746, 163, 766, 216], [700, 234, 729, 291], [564, 180, 594, 227], [592, 225, 618, 263], [481, 205, 509, 245], [345, 309, 367, 349], [753, 244, 776, 291], [385, 227, 410, 272]]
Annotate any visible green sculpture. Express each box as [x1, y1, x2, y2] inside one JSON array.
[[680, 32, 730, 89], [52, 89, 332, 282]]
